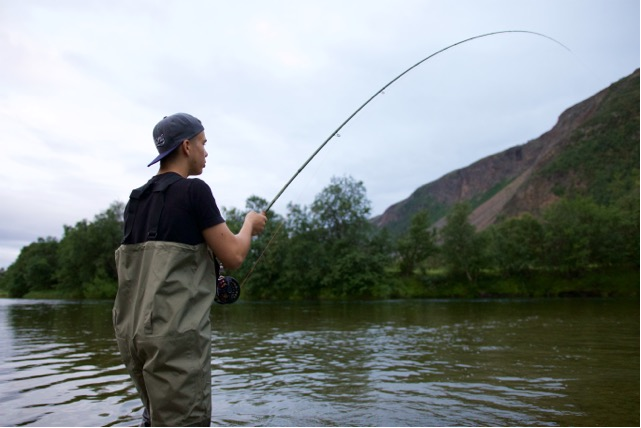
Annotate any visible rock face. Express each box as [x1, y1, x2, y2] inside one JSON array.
[[372, 68, 639, 236]]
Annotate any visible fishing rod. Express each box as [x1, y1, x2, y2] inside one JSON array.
[[264, 30, 571, 213], [239, 30, 571, 287]]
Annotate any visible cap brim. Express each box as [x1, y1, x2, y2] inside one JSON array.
[[147, 145, 179, 167]]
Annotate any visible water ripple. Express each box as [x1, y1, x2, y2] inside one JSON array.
[[0, 298, 638, 426]]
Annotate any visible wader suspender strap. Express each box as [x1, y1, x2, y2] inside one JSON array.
[[122, 174, 183, 243], [146, 174, 182, 240]]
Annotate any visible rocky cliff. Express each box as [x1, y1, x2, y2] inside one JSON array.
[[372, 68, 639, 236]]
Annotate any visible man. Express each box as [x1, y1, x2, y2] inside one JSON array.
[[113, 113, 267, 426]]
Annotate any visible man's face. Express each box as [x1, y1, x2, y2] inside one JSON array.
[[188, 131, 208, 176]]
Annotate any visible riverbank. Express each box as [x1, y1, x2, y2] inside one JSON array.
[[2, 266, 637, 301], [393, 266, 639, 299]]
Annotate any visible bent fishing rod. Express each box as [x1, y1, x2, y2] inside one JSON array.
[[240, 30, 571, 287], [263, 30, 570, 213]]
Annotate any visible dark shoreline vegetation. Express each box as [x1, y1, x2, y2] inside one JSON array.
[[9, 267, 639, 301], [0, 175, 638, 301]]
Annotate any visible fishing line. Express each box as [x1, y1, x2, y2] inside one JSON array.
[[241, 29, 571, 287], [264, 30, 571, 212]]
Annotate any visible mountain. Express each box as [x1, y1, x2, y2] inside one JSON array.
[[372, 69, 640, 237]]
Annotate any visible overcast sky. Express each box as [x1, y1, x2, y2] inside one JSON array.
[[0, 0, 639, 268]]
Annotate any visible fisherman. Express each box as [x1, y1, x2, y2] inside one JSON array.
[[113, 113, 267, 426]]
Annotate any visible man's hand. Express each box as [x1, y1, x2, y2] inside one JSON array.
[[245, 211, 267, 236]]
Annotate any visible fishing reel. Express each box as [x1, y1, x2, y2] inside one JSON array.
[[214, 275, 240, 304], [209, 256, 241, 304]]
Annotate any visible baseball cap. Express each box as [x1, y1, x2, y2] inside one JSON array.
[[148, 113, 205, 167]]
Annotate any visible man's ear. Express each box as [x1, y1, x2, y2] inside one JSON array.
[[180, 139, 191, 155]]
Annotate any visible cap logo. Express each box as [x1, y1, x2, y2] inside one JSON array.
[[155, 134, 165, 147]]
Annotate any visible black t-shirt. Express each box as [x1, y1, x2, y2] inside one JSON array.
[[123, 173, 225, 245]]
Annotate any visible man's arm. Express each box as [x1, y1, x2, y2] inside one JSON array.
[[202, 211, 267, 270]]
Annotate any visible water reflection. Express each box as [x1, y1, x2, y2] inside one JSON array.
[[0, 298, 638, 427], [0, 300, 137, 427]]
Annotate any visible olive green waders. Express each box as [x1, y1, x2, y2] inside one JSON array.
[[113, 241, 217, 426]]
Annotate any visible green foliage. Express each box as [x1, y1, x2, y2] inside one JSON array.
[[0, 202, 123, 299], [280, 221, 328, 300], [3, 172, 638, 301], [311, 175, 372, 241], [540, 71, 639, 206], [55, 201, 124, 298], [0, 237, 59, 297], [541, 198, 595, 273], [237, 175, 393, 300], [222, 197, 290, 300], [312, 176, 391, 299], [439, 203, 485, 282], [396, 210, 437, 276], [485, 213, 544, 275], [82, 270, 118, 300], [472, 267, 639, 298], [612, 190, 641, 264], [541, 197, 638, 274]]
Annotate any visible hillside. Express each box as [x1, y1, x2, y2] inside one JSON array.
[[372, 69, 640, 237]]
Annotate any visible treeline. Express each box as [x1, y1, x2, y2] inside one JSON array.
[[225, 176, 639, 299], [0, 202, 124, 299], [0, 176, 638, 300]]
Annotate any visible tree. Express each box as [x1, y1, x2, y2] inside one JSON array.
[[440, 203, 484, 282], [310, 175, 371, 242], [262, 175, 392, 299], [612, 192, 640, 266], [396, 210, 437, 276], [222, 196, 290, 300], [271, 201, 326, 298], [56, 201, 124, 298], [0, 237, 59, 297], [310, 176, 390, 298], [541, 196, 639, 273], [486, 213, 544, 276], [541, 198, 597, 274]]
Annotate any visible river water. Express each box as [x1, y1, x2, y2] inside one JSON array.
[[0, 298, 638, 427]]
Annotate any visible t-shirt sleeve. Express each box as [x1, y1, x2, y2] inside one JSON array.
[[189, 178, 225, 231]]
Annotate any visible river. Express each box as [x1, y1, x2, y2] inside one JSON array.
[[0, 298, 638, 426]]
